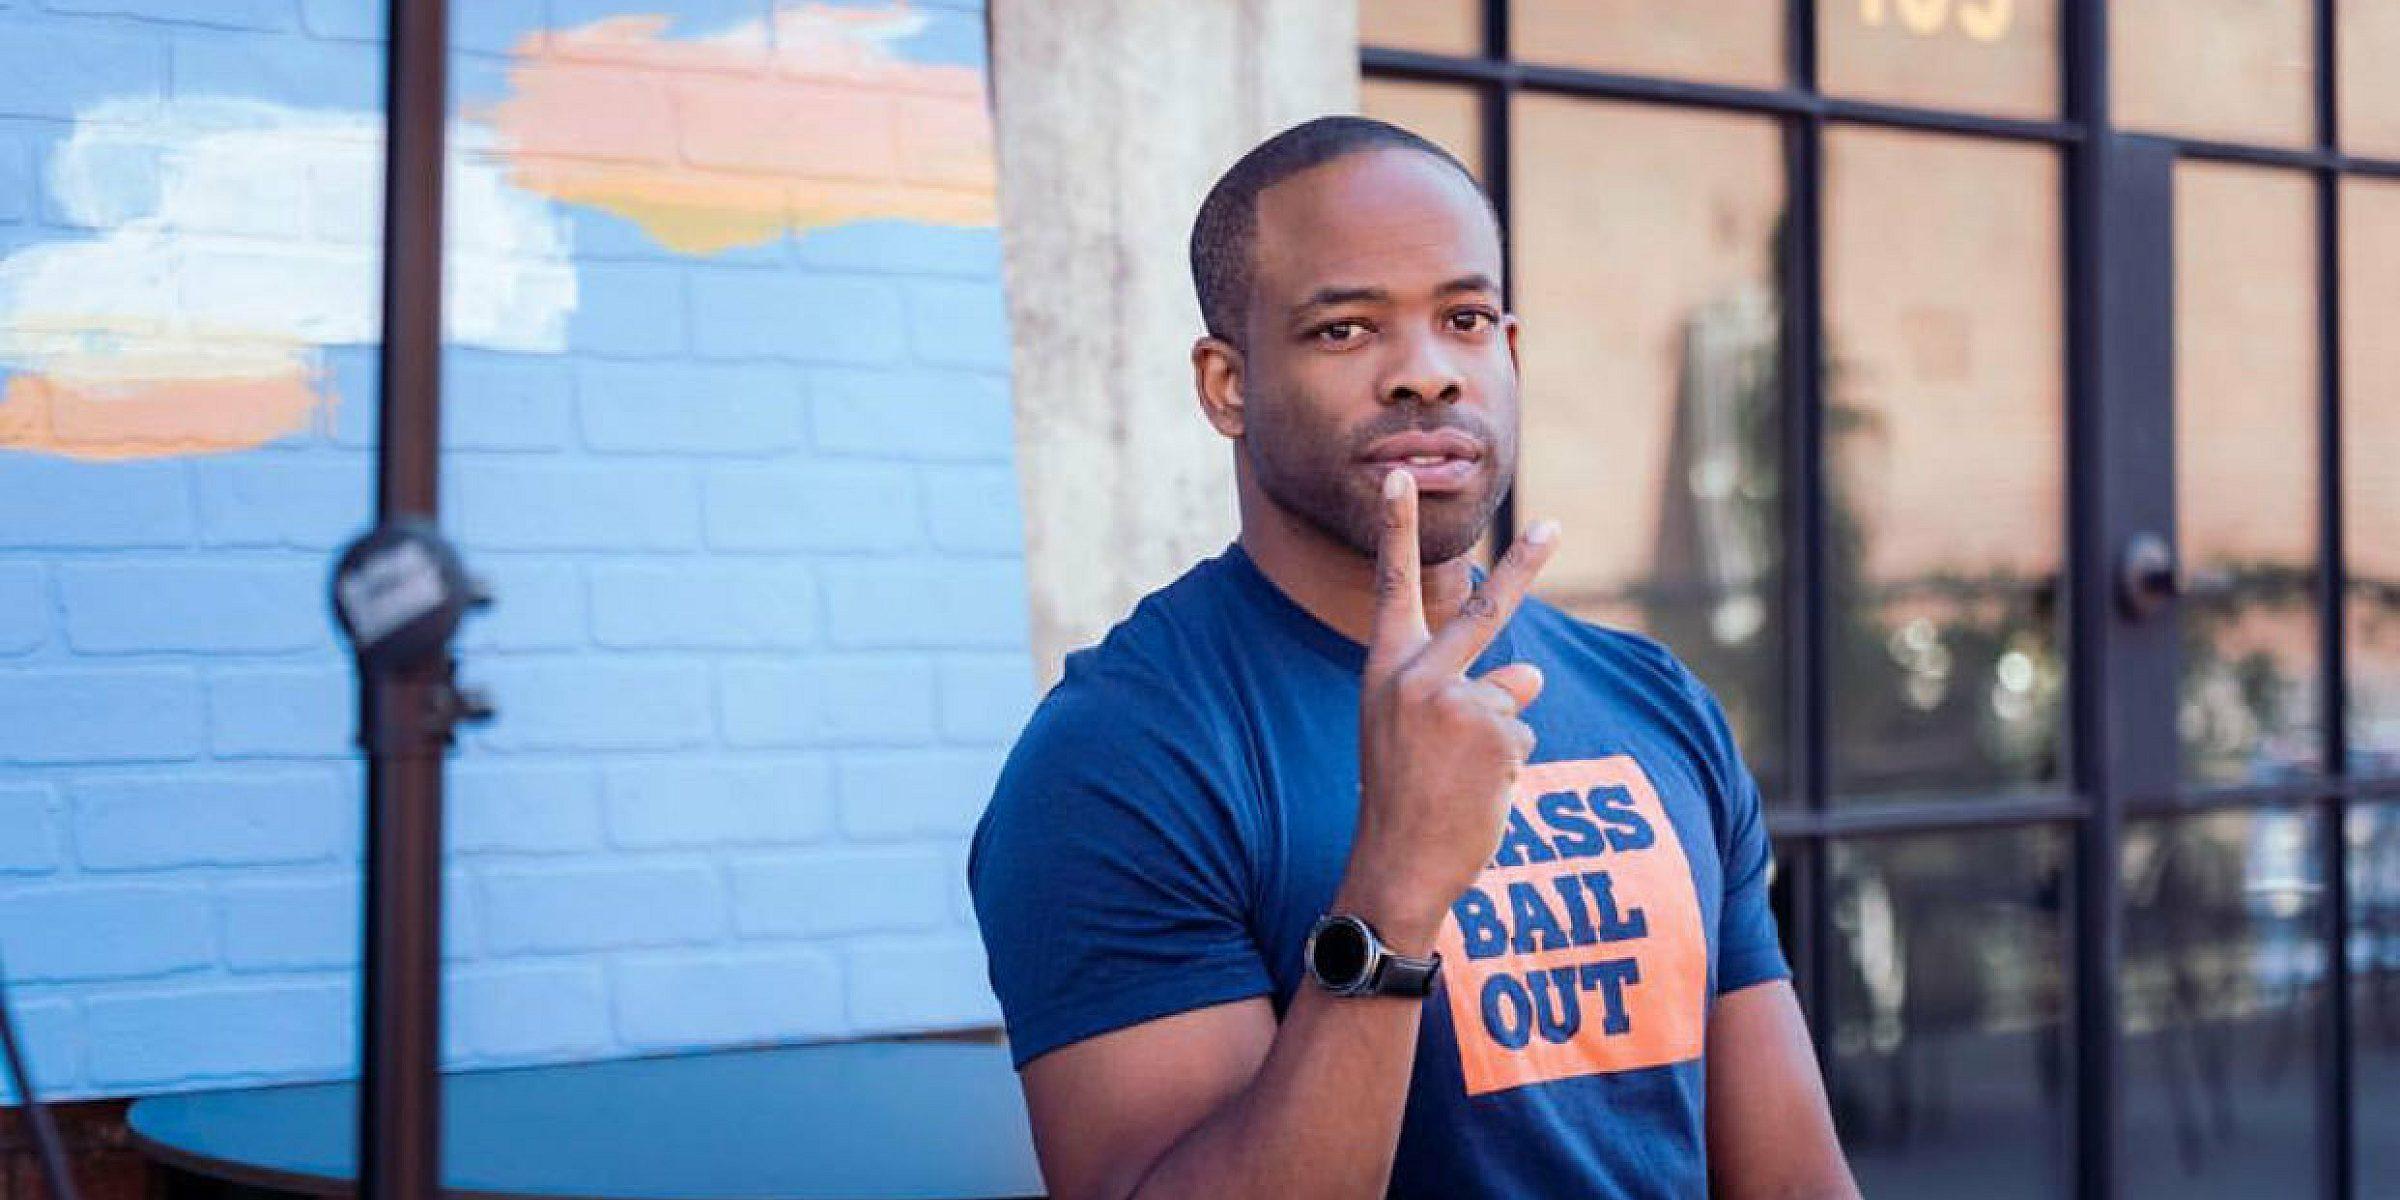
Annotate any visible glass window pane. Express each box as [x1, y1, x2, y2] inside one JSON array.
[[2115, 0, 2315, 148], [1819, 0, 2060, 119], [2338, 0, 2400, 159], [2121, 810, 2326, 1200], [1359, 79, 1485, 181], [1823, 129, 2065, 801], [1827, 827, 2070, 1197], [1360, 0, 1482, 56], [1512, 95, 1789, 795], [2343, 177, 2400, 774], [2175, 162, 2321, 785], [2354, 803, 2400, 1188], [1511, 0, 1785, 89]]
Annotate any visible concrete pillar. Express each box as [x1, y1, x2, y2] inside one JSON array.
[[991, 0, 1359, 687]]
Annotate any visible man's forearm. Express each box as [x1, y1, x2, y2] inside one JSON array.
[[1128, 885, 1440, 1200]]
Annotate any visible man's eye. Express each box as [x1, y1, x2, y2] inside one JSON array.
[[1449, 310, 1497, 333], [1317, 320, 1369, 344]]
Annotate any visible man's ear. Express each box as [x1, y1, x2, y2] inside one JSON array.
[[1503, 312, 1521, 378], [1192, 335, 1247, 439]]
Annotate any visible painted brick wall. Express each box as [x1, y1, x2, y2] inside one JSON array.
[[0, 0, 1023, 1103]]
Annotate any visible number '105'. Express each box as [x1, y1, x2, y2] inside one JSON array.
[[1859, 0, 2015, 41]]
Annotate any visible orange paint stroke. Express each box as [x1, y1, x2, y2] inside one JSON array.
[[0, 369, 324, 460], [484, 4, 997, 255]]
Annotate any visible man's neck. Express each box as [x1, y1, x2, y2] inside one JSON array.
[[1236, 483, 1476, 651]]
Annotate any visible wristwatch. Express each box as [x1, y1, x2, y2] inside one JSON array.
[[1304, 912, 1441, 997]]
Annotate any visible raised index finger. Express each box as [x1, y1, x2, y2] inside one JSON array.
[[1368, 467, 1428, 669], [1421, 518, 1560, 676]]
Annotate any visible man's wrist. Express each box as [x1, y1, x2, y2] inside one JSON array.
[[1328, 876, 1446, 958]]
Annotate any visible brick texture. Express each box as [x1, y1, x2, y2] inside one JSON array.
[[0, 0, 1024, 1111]]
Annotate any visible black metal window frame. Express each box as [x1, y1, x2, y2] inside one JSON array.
[[1363, 2, 2400, 1197]]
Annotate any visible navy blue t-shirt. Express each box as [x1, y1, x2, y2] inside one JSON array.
[[967, 543, 1788, 1198]]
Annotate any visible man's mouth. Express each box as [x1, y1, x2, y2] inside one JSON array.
[[1359, 429, 1486, 496]]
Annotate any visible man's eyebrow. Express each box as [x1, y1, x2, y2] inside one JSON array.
[[1436, 273, 1500, 297], [1290, 285, 1389, 319]]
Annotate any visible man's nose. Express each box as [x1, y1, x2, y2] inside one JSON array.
[[1381, 331, 1464, 407]]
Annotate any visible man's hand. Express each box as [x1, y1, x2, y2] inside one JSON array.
[[1343, 467, 1560, 954]]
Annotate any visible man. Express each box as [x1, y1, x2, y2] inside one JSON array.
[[968, 116, 1859, 1199]]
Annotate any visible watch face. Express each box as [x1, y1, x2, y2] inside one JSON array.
[[1310, 916, 1373, 990]]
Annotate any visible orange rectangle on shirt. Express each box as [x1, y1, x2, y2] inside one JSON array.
[[1433, 755, 1707, 1096]]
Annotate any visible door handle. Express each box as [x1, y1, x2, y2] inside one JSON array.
[[2119, 532, 2177, 619]]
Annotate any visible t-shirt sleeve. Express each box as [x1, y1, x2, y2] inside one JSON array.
[[1675, 662, 1791, 997], [967, 679, 1273, 1069]]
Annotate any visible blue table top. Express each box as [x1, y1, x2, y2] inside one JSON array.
[[127, 1040, 1046, 1199]]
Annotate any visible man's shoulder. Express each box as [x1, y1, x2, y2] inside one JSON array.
[[1517, 595, 1697, 693]]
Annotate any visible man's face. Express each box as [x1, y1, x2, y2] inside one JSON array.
[[1238, 148, 1518, 565]]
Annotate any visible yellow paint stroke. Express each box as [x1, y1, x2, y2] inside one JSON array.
[[0, 368, 322, 461], [485, 3, 998, 255]]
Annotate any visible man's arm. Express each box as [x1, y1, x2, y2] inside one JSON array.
[[1706, 979, 1860, 1200], [1017, 891, 1426, 1200]]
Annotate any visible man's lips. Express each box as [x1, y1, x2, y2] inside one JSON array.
[[1359, 429, 1486, 495]]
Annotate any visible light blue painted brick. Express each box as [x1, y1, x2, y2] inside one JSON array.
[[603, 757, 833, 849], [39, 134, 161, 229], [0, 998, 77, 1102], [0, 782, 62, 873], [0, 883, 210, 982], [569, 262, 688, 359], [208, 665, 352, 759], [48, 0, 292, 30], [846, 934, 999, 1032], [729, 847, 951, 938], [936, 653, 1035, 744], [701, 461, 922, 552], [906, 279, 1011, 370], [589, 560, 817, 649], [444, 864, 477, 962], [73, 769, 346, 870], [821, 559, 1028, 649], [455, 461, 700, 551], [61, 559, 329, 653], [0, 21, 165, 120], [219, 876, 357, 972], [0, 128, 30, 223], [454, 558, 585, 653], [449, 962, 610, 1060], [194, 456, 371, 550], [84, 980, 352, 1089], [445, 353, 575, 452], [479, 861, 724, 953], [296, 0, 382, 41], [450, 761, 603, 854], [0, 562, 47, 653], [717, 655, 938, 748], [810, 368, 1013, 461], [548, 0, 765, 33], [577, 362, 807, 455], [170, 31, 383, 109], [837, 748, 1005, 841], [465, 658, 714, 753], [0, 457, 194, 548], [686, 269, 905, 364], [0, 667, 205, 764], [791, 223, 1001, 279], [611, 948, 844, 1050], [322, 345, 382, 450], [920, 466, 1024, 554]]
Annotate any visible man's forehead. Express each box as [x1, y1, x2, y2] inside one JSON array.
[[1251, 149, 1502, 296]]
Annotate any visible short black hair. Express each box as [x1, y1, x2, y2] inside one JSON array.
[[1188, 115, 1490, 348]]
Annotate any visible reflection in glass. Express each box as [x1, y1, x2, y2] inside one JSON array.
[[1510, 95, 1788, 794], [2115, 0, 2315, 148], [2175, 163, 2321, 785], [1819, 0, 2059, 119], [2353, 804, 2400, 1187], [2338, 0, 2400, 159], [1823, 129, 2065, 800], [1359, 0, 1482, 57], [1359, 79, 1484, 181], [2121, 811, 2325, 1200], [1511, 0, 1784, 88], [2343, 179, 2400, 774], [1828, 828, 2069, 1198]]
